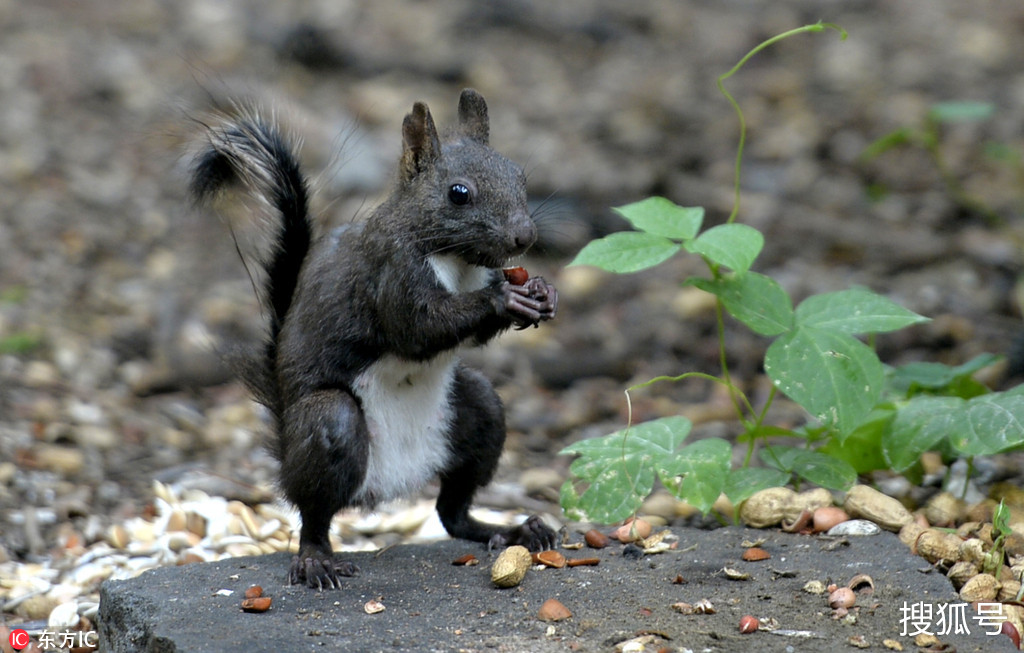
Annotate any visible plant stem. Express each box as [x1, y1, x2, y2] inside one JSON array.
[[716, 22, 847, 225], [743, 384, 779, 467], [921, 124, 1004, 225], [961, 456, 974, 501], [627, 370, 756, 418], [715, 297, 747, 422]]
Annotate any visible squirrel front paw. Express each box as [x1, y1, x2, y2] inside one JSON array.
[[504, 277, 558, 329], [289, 547, 359, 590], [487, 515, 558, 551]]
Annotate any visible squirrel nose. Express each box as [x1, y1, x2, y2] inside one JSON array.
[[511, 212, 537, 253]]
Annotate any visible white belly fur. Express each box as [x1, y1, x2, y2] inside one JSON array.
[[351, 352, 457, 507], [349, 255, 488, 506]]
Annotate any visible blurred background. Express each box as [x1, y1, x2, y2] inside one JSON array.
[[0, 0, 1022, 568]]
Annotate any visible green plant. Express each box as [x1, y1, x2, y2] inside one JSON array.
[[0, 330, 43, 355], [559, 25, 1024, 525], [984, 500, 1012, 578], [862, 100, 1017, 225]]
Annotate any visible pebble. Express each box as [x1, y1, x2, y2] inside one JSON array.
[[23, 360, 60, 387], [32, 444, 85, 476], [519, 468, 563, 495]]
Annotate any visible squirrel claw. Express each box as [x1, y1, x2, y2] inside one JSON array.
[[289, 553, 359, 590], [505, 277, 557, 329], [487, 515, 558, 552]]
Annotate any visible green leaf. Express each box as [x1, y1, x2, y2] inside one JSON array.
[[794, 289, 929, 335], [723, 467, 791, 505], [884, 396, 964, 471], [861, 128, 915, 160], [569, 231, 680, 274], [559, 416, 692, 523], [888, 353, 1001, 397], [993, 500, 1011, 538], [951, 392, 1024, 457], [691, 272, 794, 336], [818, 407, 894, 473], [0, 285, 28, 304], [684, 223, 764, 274], [760, 446, 857, 491], [612, 197, 704, 240], [765, 327, 884, 432], [0, 331, 43, 355], [660, 438, 731, 514], [928, 101, 995, 124], [559, 479, 584, 521]]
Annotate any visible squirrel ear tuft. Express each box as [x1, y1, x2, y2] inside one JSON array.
[[401, 102, 441, 180], [457, 88, 489, 145]]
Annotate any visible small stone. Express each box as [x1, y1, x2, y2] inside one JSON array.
[[24, 361, 60, 387], [519, 468, 562, 495], [18, 593, 60, 620], [622, 543, 643, 560], [33, 443, 84, 476]]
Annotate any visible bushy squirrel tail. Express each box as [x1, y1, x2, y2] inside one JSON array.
[[190, 115, 312, 417]]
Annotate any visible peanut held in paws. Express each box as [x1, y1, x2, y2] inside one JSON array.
[[502, 266, 529, 286]]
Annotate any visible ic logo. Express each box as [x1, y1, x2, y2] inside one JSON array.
[[8, 628, 30, 651]]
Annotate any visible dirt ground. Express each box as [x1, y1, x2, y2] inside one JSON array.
[[1, 0, 1023, 649]]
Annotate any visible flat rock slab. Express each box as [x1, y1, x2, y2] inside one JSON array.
[[99, 526, 1015, 652]]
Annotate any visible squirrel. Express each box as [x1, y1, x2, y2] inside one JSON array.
[[190, 89, 559, 589]]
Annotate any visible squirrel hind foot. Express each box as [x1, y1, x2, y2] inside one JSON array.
[[487, 515, 558, 552], [289, 553, 359, 590]]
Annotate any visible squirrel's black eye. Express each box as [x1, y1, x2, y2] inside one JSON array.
[[448, 183, 471, 206]]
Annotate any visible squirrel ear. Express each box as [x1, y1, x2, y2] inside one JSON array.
[[457, 88, 489, 145], [401, 102, 441, 180]]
